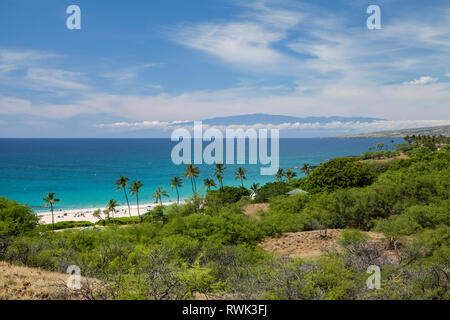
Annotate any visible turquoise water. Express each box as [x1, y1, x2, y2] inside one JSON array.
[[0, 138, 402, 211]]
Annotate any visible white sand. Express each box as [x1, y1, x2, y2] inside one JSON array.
[[37, 200, 184, 225]]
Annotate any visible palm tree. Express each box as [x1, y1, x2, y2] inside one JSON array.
[[43, 193, 60, 230], [202, 178, 217, 191], [276, 168, 285, 182], [213, 163, 227, 189], [300, 163, 312, 176], [285, 169, 297, 182], [115, 175, 131, 218], [107, 199, 118, 221], [152, 186, 169, 206], [184, 164, 200, 193], [170, 176, 184, 204], [250, 183, 260, 198], [129, 181, 144, 223], [216, 174, 224, 191], [235, 167, 247, 187]]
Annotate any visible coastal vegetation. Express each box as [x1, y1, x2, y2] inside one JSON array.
[[0, 135, 449, 300]]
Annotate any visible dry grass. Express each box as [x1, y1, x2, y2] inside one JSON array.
[[362, 153, 409, 163], [0, 261, 100, 300], [242, 203, 269, 220], [259, 229, 387, 259]]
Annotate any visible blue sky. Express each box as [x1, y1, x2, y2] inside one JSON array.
[[0, 0, 449, 137]]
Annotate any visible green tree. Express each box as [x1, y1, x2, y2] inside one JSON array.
[[152, 187, 169, 206], [300, 163, 313, 175], [235, 167, 247, 187], [213, 163, 227, 189], [43, 192, 60, 230], [184, 164, 200, 193], [376, 142, 385, 151], [216, 174, 224, 191], [107, 199, 119, 221], [276, 168, 285, 182], [0, 198, 39, 257], [170, 176, 184, 204], [300, 158, 376, 193], [115, 175, 131, 218], [250, 183, 260, 198], [92, 209, 104, 222], [202, 178, 217, 191], [130, 180, 144, 223], [285, 169, 297, 182]]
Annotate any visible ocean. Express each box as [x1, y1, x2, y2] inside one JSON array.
[[0, 138, 402, 212]]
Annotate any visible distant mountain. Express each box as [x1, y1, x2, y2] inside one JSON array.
[[183, 113, 384, 126], [336, 125, 450, 138], [97, 113, 387, 138]]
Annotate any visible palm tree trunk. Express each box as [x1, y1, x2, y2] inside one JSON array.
[[123, 187, 131, 218], [51, 203, 54, 230], [190, 177, 195, 193], [136, 192, 141, 224], [176, 187, 179, 204], [241, 179, 244, 187]]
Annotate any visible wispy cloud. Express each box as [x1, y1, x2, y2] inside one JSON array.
[[403, 76, 438, 86], [0, 48, 89, 92], [26, 68, 89, 90], [100, 63, 159, 82]]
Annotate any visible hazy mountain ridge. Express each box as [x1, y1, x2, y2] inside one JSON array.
[[185, 113, 384, 126], [335, 125, 450, 138]]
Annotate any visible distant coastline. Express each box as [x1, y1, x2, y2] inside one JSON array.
[[334, 125, 450, 138]]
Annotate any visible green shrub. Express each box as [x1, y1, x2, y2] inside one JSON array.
[[38, 220, 95, 231], [253, 181, 292, 202], [96, 216, 140, 226], [338, 229, 369, 246], [206, 186, 250, 205], [0, 198, 39, 258], [300, 157, 376, 193]]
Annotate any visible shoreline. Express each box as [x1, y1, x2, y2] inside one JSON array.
[[37, 200, 185, 225]]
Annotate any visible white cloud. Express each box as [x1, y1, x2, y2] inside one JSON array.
[[403, 76, 438, 86], [94, 119, 450, 133], [0, 48, 89, 92], [26, 68, 89, 90], [100, 63, 158, 82], [95, 120, 190, 130], [0, 49, 57, 64], [2, 78, 450, 122], [170, 1, 305, 75], [173, 22, 291, 72]]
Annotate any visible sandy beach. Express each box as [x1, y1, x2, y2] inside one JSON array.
[[37, 200, 184, 225]]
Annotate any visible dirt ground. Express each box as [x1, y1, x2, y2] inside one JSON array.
[[242, 203, 269, 220], [259, 229, 386, 259]]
